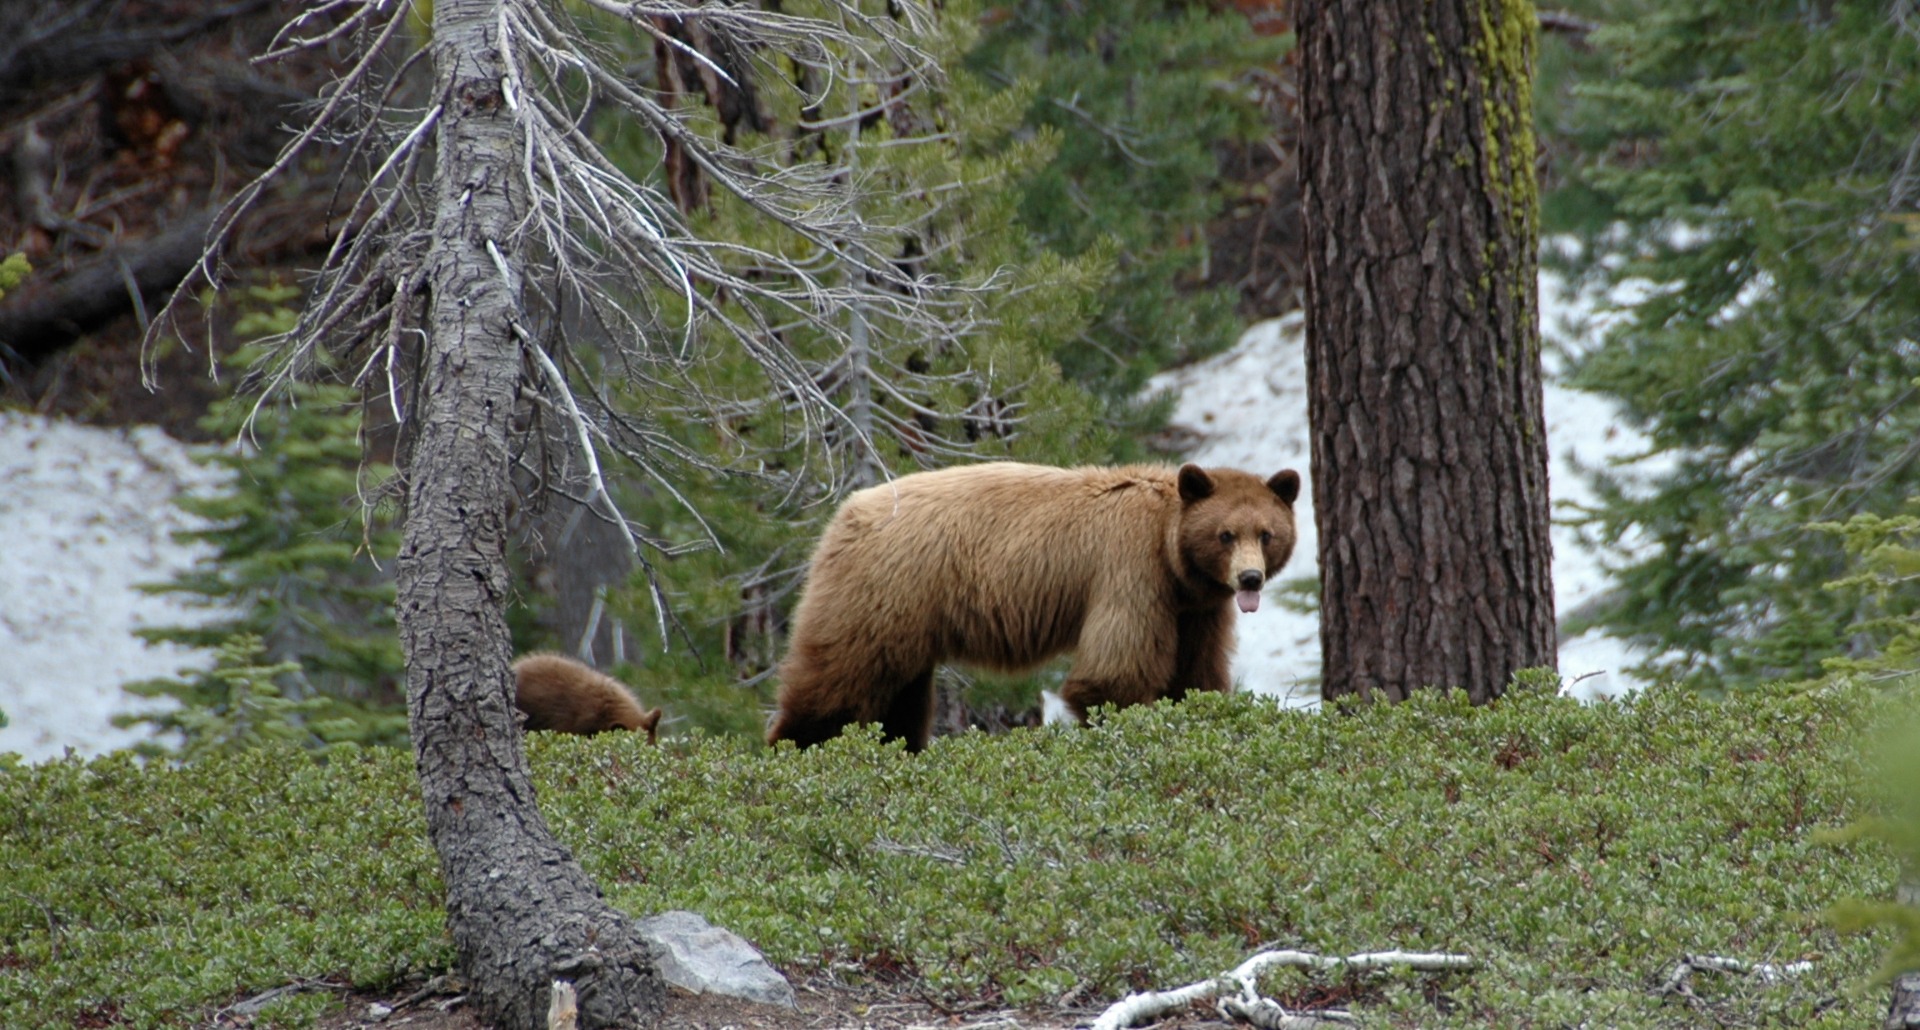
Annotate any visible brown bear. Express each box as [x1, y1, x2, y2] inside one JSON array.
[[767, 462, 1300, 752], [511, 653, 663, 743]]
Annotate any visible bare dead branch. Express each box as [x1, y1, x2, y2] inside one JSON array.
[[1216, 980, 1357, 1029], [137, 0, 1036, 676], [1659, 953, 1814, 997], [1092, 948, 1478, 1030]]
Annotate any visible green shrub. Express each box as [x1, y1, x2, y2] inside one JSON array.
[[1, 684, 1904, 1027], [0, 746, 443, 1029], [1824, 703, 1920, 986], [122, 293, 407, 753], [556, 683, 1901, 1026]]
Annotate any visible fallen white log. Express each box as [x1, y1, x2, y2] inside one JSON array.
[[1090, 948, 1477, 1030]]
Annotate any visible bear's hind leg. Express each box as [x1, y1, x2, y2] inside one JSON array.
[[768, 647, 931, 750], [767, 646, 868, 748], [880, 669, 937, 752], [767, 705, 856, 749]]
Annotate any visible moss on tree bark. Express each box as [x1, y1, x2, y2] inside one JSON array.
[[1297, 0, 1555, 702]]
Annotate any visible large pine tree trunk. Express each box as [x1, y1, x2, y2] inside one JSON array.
[[399, 1, 665, 1026], [1297, 0, 1556, 702]]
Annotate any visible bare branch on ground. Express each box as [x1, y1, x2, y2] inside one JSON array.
[[1090, 948, 1477, 1030]]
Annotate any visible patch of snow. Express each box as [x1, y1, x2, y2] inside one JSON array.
[[1148, 265, 1665, 703], [0, 257, 1669, 761], [0, 412, 223, 762]]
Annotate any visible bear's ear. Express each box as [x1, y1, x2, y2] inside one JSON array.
[[1177, 464, 1215, 503], [1267, 469, 1301, 506]]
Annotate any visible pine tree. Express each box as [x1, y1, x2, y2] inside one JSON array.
[[1819, 582, 1920, 1021], [967, 0, 1290, 439], [1821, 507, 1920, 681], [123, 286, 407, 750], [502, 2, 1111, 734], [1549, 0, 1920, 691]]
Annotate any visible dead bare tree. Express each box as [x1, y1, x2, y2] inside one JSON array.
[[142, 0, 1007, 1026]]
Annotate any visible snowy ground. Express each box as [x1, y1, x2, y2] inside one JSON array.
[[1147, 268, 1658, 706], [0, 270, 1658, 761], [0, 413, 215, 762]]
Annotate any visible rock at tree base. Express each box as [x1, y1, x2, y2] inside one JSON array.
[[636, 910, 797, 1009]]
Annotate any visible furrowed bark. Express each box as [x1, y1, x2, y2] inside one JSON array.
[[400, 1, 663, 1026], [1298, 0, 1557, 703]]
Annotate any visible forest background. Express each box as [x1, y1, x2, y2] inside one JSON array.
[[1, 0, 1918, 1027]]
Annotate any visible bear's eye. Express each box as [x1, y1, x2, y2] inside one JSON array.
[[1259, 530, 1272, 547], [1218, 531, 1234, 546]]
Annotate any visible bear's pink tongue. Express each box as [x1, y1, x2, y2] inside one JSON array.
[[1236, 589, 1261, 614]]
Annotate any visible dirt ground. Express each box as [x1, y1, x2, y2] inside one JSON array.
[[294, 974, 1237, 1030]]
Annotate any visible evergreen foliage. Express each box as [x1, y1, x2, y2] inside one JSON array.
[[1824, 705, 1920, 988], [129, 636, 317, 760], [121, 285, 406, 752], [1819, 510, 1920, 986], [578, 2, 1114, 731], [1546, 1, 1920, 691], [1820, 507, 1920, 681], [1, 686, 1905, 1027], [967, 0, 1289, 433]]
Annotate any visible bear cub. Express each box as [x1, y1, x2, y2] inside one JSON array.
[[767, 461, 1300, 752], [512, 653, 663, 742]]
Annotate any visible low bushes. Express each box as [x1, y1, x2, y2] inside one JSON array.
[[1, 682, 1904, 1027]]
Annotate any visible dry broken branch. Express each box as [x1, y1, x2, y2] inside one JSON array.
[[140, 0, 1004, 522], [1659, 953, 1814, 997], [0, 209, 214, 365], [1215, 980, 1357, 1029], [1090, 948, 1477, 1030]]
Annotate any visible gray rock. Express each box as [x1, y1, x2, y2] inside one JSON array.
[[636, 910, 797, 1009]]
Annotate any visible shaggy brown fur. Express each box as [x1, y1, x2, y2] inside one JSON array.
[[768, 462, 1300, 752], [512, 653, 663, 742]]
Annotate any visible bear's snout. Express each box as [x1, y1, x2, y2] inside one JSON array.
[[1233, 568, 1265, 613]]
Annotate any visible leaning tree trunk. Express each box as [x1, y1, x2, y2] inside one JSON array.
[[398, 1, 665, 1026], [1297, 0, 1556, 702]]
